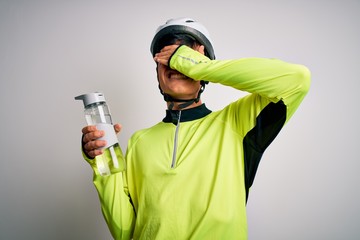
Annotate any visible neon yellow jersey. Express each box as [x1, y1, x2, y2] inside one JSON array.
[[85, 45, 311, 239]]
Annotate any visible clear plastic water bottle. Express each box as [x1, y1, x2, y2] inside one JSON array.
[[75, 92, 120, 176]]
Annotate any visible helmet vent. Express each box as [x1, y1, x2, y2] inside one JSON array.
[[186, 20, 194, 23]]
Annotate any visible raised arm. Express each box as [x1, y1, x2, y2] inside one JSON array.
[[168, 45, 311, 122]]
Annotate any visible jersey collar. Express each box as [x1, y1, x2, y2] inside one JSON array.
[[163, 104, 212, 124]]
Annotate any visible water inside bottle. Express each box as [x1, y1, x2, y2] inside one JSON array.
[[96, 154, 111, 176], [85, 114, 112, 125], [96, 143, 122, 175]]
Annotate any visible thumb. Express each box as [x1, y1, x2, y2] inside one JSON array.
[[114, 123, 122, 134]]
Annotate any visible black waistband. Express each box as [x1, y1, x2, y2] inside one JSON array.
[[163, 104, 212, 124]]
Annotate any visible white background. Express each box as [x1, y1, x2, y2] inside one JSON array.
[[0, 0, 359, 239]]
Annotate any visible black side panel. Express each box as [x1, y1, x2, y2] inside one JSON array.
[[243, 100, 287, 203]]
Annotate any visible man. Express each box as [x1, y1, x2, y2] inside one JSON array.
[[81, 17, 311, 239]]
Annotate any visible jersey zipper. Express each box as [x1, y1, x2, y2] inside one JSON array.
[[171, 110, 182, 168]]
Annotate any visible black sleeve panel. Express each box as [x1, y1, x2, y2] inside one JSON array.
[[243, 100, 287, 203]]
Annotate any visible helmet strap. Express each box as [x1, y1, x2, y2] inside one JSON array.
[[156, 66, 206, 110]]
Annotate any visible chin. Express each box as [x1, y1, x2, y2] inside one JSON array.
[[166, 91, 197, 100]]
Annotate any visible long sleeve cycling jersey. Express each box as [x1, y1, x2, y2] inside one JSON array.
[[83, 45, 311, 239]]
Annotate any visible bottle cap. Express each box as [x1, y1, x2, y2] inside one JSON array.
[[75, 92, 106, 107]]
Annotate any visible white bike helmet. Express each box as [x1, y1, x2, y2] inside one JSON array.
[[150, 17, 215, 60]]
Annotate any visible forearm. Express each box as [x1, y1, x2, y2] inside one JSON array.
[[93, 172, 135, 240], [170, 45, 311, 120], [82, 149, 135, 239]]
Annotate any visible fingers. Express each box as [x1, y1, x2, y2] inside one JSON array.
[[84, 140, 106, 158], [154, 44, 205, 65], [87, 149, 103, 159], [154, 45, 179, 65], [82, 125, 106, 158], [82, 127, 105, 143], [81, 124, 122, 158], [154, 53, 168, 66], [160, 45, 178, 54], [82, 125, 97, 135]]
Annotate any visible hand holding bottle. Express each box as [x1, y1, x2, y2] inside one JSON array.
[[82, 123, 122, 158]]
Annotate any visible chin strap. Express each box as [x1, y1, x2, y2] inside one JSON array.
[[160, 82, 206, 110], [156, 65, 207, 110]]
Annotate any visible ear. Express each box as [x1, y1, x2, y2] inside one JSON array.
[[195, 45, 205, 55]]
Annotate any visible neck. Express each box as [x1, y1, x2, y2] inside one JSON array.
[[166, 100, 203, 110]]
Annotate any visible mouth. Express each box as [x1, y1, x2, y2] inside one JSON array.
[[167, 70, 190, 80]]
